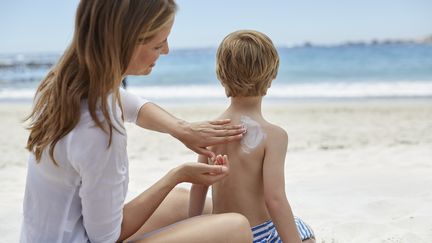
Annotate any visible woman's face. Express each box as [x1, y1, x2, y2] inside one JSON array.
[[125, 20, 174, 76]]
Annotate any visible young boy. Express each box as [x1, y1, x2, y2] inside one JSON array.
[[189, 30, 315, 243]]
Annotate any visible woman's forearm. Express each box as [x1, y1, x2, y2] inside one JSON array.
[[118, 168, 179, 241], [136, 102, 184, 136]]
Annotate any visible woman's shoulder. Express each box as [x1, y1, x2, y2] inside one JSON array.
[[66, 101, 112, 155], [76, 98, 118, 130], [66, 116, 120, 172]]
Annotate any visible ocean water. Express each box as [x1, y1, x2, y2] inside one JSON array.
[[1, 44, 432, 102]]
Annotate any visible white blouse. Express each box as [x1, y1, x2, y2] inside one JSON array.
[[20, 89, 147, 243]]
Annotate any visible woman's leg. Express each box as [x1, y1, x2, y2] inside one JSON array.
[[130, 213, 252, 243], [126, 187, 314, 242], [127, 187, 213, 240]]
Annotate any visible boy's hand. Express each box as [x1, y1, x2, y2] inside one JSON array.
[[212, 154, 229, 168]]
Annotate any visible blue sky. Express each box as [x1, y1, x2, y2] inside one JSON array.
[[1, 0, 431, 53]]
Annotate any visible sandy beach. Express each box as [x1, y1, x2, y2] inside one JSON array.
[[0, 99, 431, 242]]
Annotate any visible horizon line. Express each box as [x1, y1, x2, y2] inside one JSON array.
[[0, 35, 431, 56]]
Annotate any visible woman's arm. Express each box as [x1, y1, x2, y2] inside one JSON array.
[[263, 128, 302, 243], [120, 89, 245, 157], [118, 161, 229, 241], [135, 102, 245, 157]]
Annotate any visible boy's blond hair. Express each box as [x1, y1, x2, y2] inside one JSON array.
[[216, 30, 279, 97]]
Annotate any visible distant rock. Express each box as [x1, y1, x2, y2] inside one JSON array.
[[421, 35, 432, 44], [302, 41, 313, 47], [0, 60, 54, 70], [289, 35, 432, 48]]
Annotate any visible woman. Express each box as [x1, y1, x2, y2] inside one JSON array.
[[21, 0, 252, 242]]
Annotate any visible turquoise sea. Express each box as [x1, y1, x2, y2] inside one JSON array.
[[1, 43, 432, 102]]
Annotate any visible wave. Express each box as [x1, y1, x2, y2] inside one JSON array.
[[1, 81, 432, 101]]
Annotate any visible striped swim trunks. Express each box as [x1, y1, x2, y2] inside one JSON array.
[[251, 216, 315, 242]]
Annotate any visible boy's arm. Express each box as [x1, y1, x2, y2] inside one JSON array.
[[189, 155, 210, 217], [263, 128, 302, 243]]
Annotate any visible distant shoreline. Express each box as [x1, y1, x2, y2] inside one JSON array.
[[292, 35, 432, 48], [1, 41, 431, 69]]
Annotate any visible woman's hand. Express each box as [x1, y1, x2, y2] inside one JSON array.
[[135, 102, 244, 157], [174, 119, 245, 158], [171, 155, 229, 186]]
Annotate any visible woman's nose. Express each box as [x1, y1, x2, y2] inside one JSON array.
[[161, 42, 169, 55]]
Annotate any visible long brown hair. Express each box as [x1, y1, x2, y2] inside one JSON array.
[[26, 0, 177, 165]]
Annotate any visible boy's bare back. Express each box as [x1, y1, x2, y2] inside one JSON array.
[[207, 109, 288, 227]]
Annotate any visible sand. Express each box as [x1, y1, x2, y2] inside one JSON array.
[[0, 99, 431, 242]]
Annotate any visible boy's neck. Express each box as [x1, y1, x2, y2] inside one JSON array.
[[228, 96, 263, 115]]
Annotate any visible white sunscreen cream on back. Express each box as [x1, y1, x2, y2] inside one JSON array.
[[240, 115, 266, 153]]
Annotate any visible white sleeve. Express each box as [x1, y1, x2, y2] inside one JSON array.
[[68, 124, 127, 243], [119, 88, 148, 123]]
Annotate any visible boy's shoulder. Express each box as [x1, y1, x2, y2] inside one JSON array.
[[261, 122, 288, 162], [263, 121, 288, 142]]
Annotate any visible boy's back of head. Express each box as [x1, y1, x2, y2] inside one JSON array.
[[216, 30, 279, 97]]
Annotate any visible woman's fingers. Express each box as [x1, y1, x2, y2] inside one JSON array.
[[210, 127, 246, 137], [193, 147, 214, 159], [210, 124, 244, 130], [207, 134, 244, 145], [208, 119, 232, 125], [209, 165, 228, 174], [176, 162, 229, 186], [208, 119, 245, 132], [198, 162, 227, 174], [201, 166, 229, 185]]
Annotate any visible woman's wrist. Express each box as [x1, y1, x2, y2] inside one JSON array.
[[167, 165, 184, 185], [170, 119, 189, 141]]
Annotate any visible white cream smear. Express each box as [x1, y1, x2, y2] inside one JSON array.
[[240, 115, 266, 153]]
